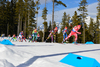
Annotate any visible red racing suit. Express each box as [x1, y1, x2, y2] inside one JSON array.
[[65, 25, 81, 41]]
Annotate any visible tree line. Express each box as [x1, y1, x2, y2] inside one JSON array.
[[0, 0, 100, 44]]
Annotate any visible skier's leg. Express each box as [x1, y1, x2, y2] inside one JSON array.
[[65, 33, 67, 38], [24, 37, 26, 42], [46, 33, 51, 41], [73, 33, 78, 44], [13, 38, 14, 41], [62, 33, 66, 43], [22, 38, 23, 42], [65, 32, 72, 41], [51, 34, 53, 42], [63, 33, 65, 41], [35, 35, 37, 41], [10, 37, 13, 41], [32, 35, 35, 41], [54, 34, 56, 42]]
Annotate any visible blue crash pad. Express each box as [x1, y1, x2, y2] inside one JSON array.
[[0, 39, 14, 45], [85, 41, 94, 44], [60, 53, 100, 67]]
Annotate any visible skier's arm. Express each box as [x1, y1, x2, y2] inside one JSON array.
[[76, 31, 81, 34], [32, 31, 34, 34], [62, 29, 64, 33], [73, 27, 81, 34]]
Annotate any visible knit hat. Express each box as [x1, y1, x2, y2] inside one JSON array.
[[65, 27, 67, 29], [54, 27, 58, 30], [77, 25, 81, 29]]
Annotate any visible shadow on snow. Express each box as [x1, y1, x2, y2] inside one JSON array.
[[13, 45, 53, 47], [17, 48, 100, 67]]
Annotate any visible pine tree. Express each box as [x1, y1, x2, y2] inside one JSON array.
[[0, 0, 14, 35], [72, 11, 81, 26], [61, 12, 67, 29], [96, 0, 100, 43], [58, 12, 70, 43], [28, 0, 36, 34], [88, 18, 94, 42], [23, 0, 28, 37], [61, 12, 70, 31], [41, 0, 48, 22], [48, 21, 52, 31], [0, 1, 7, 34], [35, 0, 40, 28], [41, 0, 48, 41], [43, 21, 48, 41], [89, 18, 94, 37], [78, 0, 88, 43], [10, 0, 16, 35], [93, 23, 98, 43], [42, 7, 48, 22], [15, 0, 24, 35], [6, 1, 11, 35], [52, 0, 67, 30], [0, 0, 17, 36]]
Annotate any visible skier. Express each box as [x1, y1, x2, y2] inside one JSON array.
[[53, 27, 58, 42], [28, 35, 32, 42], [63, 25, 81, 44], [37, 33, 40, 42], [32, 29, 38, 42], [45, 29, 54, 42], [1, 34, 5, 39], [22, 34, 27, 42], [18, 31, 23, 42], [46, 27, 58, 42], [8, 34, 11, 40], [10, 34, 17, 41], [62, 27, 68, 43]]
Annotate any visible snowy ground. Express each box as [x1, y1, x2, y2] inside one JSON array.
[[0, 37, 100, 67]]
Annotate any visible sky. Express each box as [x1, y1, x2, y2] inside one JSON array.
[[35, 0, 99, 27]]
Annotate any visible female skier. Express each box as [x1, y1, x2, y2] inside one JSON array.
[[45, 27, 58, 42], [53, 27, 58, 42], [10, 34, 17, 41], [32, 29, 38, 42], [63, 25, 81, 44], [62, 27, 68, 42], [46, 29, 54, 42], [22, 34, 27, 42], [18, 31, 23, 42]]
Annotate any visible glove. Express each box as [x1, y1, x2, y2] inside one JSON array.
[[78, 32, 81, 34]]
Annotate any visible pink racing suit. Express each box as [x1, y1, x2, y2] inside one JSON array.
[[65, 25, 81, 41]]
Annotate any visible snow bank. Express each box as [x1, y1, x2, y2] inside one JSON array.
[[0, 59, 15, 67], [0, 38, 100, 67]]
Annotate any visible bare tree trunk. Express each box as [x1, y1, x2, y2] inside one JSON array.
[[83, 20, 85, 43], [24, 17, 26, 37], [42, 30, 45, 42], [42, 0, 47, 42], [51, 0, 54, 42], [7, 23, 9, 35], [28, 11, 29, 26], [36, 14, 38, 28], [45, 0, 46, 7], [17, 14, 20, 35], [43, 21, 45, 42], [28, 11, 30, 35], [20, 18, 22, 32], [52, 0, 54, 30], [83, 11, 85, 43]]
